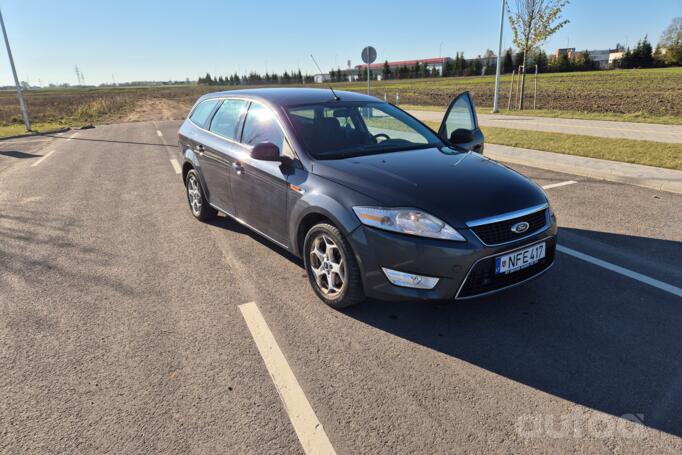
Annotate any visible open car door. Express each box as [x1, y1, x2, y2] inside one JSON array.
[[438, 91, 484, 153]]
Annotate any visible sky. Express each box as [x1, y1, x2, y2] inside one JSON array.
[[0, 0, 679, 86]]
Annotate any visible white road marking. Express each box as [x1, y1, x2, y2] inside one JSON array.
[[557, 245, 682, 298], [31, 150, 56, 167], [239, 302, 337, 455], [169, 158, 182, 174], [66, 131, 79, 141], [542, 180, 577, 190], [156, 130, 163, 137]]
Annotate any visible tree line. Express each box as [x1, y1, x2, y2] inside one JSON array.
[[198, 16, 681, 87], [198, 70, 315, 86]]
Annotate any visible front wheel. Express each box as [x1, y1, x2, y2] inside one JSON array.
[[303, 223, 365, 308], [185, 169, 217, 221]]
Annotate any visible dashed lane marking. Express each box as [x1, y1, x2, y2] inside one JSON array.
[[543, 180, 577, 190], [170, 158, 182, 174], [557, 245, 682, 298], [239, 301, 337, 455], [31, 150, 56, 167]]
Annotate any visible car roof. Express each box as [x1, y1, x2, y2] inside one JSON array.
[[198, 87, 378, 106]]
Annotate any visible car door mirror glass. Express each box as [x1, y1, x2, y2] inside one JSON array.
[[449, 128, 475, 144], [251, 142, 281, 161]]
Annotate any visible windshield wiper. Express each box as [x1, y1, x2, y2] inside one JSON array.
[[316, 143, 436, 160]]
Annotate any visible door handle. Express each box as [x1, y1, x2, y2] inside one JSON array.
[[195, 144, 205, 155], [232, 162, 244, 175]]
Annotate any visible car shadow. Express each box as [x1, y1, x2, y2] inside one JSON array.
[[0, 150, 41, 159], [202, 211, 682, 436], [339, 229, 682, 437], [43, 134, 174, 148], [207, 213, 303, 267]]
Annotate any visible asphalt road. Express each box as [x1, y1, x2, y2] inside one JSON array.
[[1, 121, 681, 454], [408, 109, 682, 144]]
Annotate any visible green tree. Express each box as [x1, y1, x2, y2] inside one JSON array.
[[532, 49, 548, 72], [443, 59, 454, 76], [503, 48, 514, 73], [412, 61, 421, 78], [549, 53, 571, 72], [507, 0, 570, 109], [199, 73, 213, 85], [470, 59, 483, 76], [636, 36, 654, 68], [574, 50, 596, 71], [513, 50, 525, 69], [382, 61, 392, 80]]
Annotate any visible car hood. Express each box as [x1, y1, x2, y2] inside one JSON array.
[[311, 147, 547, 228]]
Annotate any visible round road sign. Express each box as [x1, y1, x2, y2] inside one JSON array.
[[361, 46, 377, 64]]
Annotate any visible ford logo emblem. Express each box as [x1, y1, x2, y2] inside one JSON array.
[[511, 221, 530, 234]]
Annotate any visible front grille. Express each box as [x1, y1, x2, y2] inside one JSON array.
[[457, 238, 556, 299], [471, 208, 548, 245]]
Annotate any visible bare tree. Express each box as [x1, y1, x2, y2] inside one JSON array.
[[659, 17, 682, 47], [507, 0, 570, 109], [658, 17, 682, 66]]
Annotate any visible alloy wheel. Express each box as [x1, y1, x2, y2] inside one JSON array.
[[309, 234, 347, 296], [187, 174, 202, 216]]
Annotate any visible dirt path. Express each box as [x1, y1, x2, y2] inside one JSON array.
[[125, 98, 191, 123]]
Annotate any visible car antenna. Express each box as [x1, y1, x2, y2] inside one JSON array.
[[310, 54, 340, 101]]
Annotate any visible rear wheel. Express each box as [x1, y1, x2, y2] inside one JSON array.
[[185, 169, 217, 221], [304, 223, 365, 308]]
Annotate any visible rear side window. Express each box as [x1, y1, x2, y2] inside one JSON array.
[[189, 99, 219, 127], [241, 102, 285, 150], [209, 99, 248, 140]]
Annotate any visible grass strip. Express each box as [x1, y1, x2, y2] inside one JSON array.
[[422, 121, 682, 170]]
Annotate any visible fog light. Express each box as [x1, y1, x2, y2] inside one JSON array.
[[381, 267, 439, 290]]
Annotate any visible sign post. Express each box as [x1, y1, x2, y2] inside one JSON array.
[[492, 0, 506, 113], [361, 46, 377, 96], [0, 8, 31, 131]]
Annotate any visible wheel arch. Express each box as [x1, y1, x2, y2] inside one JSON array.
[[290, 198, 361, 257]]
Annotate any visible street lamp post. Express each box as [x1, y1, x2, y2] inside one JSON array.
[[492, 0, 506, 113], [0, 7, 31, 131]]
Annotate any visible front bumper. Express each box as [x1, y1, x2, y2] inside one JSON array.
[[347, 221, 558, 302]]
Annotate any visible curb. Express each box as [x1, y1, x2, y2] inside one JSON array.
[[485, 145, 682, 195], [0, 127, 71, 141]]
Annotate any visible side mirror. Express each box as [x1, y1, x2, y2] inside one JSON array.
[[449, 128, 475, 144], [250, 142, 280, 161]]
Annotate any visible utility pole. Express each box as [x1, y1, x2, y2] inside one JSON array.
[[492, 0, 506, 113], [0, 7, 31, 131]]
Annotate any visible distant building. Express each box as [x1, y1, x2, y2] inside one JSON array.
[[313, 73, 331, 83], [608, 50, 625, 67], [555, 48, 576, 59], [584, 49, 611, 68], [356, 57, 450, 75]]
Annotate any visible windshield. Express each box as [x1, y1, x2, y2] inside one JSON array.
[[285, 101, 443, 159]]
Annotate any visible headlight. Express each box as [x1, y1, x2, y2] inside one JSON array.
[[353, 207, 466, 241]]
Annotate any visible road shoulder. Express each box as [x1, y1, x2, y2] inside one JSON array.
[[485, 144, 682, 195]]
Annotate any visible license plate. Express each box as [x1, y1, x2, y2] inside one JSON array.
[[495, 242, 546, 275]]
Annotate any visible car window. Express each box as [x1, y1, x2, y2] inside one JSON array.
[[286, 102, 442, 159], [209, 99, 248, 140], [242, 102, 285, 150], [444, 95, 476, 135], [189, 99, 220, 127]]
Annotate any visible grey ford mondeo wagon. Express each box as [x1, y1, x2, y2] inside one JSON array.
[[178, 88, 557, 308]]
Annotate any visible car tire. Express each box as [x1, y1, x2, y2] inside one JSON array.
[[303, 223, 365, 308], [185, 169, 217, 222]]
